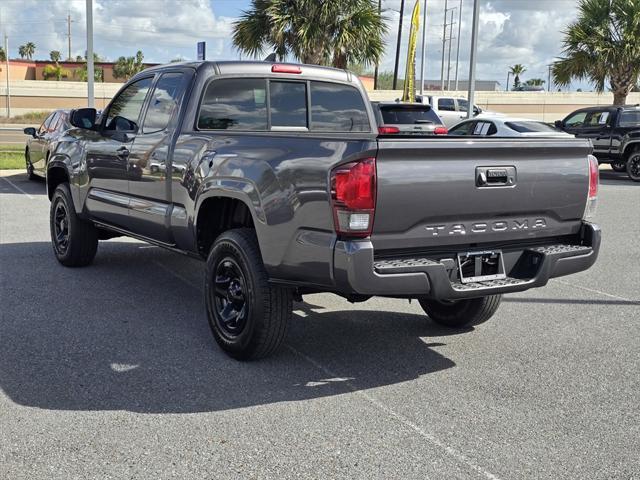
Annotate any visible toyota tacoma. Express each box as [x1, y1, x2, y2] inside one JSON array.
[[45, 61, 601, 359]]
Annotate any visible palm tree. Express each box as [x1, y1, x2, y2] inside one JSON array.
[[525, 78, 545, 87], [509, 64, 526, 89], [50, 50, 61, 63], [552, 0, 640, 105], [113, 50, 145, 80], [232, 0, 386, 68], [18, 45, 27, 59], [24, 42, 36, 60]]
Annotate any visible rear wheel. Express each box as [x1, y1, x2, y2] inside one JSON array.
[[610, 160, 627, 172], [419, 295, 502, 328], [25, 148, 36, 180], [205, 228, 292, 360], [626, 151, 640, 182], [50, 183, 98, 267]]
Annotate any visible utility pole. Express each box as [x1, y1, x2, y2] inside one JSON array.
[[454, 0, 463, 90], [419, 0, 427, 95], [86, 0, 94, 108], [67, 14, 73, 60], [466, 0, 479, 118], [374, 0, 381, 90], [446, 7, 455, 90], [440, 0, 448, 90], [506, 71, 510, 92], [392, 0, 405, 91], [547, 64, 552, 92], [4, 33, 10, 118]]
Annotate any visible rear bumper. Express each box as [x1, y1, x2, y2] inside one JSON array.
[[333, 222, 601, 299]]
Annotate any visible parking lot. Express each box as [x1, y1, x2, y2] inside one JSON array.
[[0, 168, 638, 479]]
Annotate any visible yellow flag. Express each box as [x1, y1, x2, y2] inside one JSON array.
[[402, 0, 421, 102]]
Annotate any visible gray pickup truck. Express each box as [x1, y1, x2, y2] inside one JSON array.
[[45, 61, 601, 360]]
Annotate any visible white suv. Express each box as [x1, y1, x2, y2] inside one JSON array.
[[415, 95, 491, 127]]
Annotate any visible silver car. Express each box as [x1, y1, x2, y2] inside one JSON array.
[[448, 116, 574, 138]]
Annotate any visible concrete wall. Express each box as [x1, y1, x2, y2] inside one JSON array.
[[369, 90, 640, 122], [1, 80, 639, 120]]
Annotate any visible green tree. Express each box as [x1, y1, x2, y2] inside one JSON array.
[[524, 78, 545, 87], [43, 64, 71, 81], [113, 50, 145, 80], [18, 45, 27, 59], [509, 64, 526, 89], [49, 50, 61, 63], [74, 64, 104, 82], [552, 0, 640, 105], [232, 0, 387, 68], [0, 46, 6, 62], [23, 42, 36, 59], [376, 71, 404, 90]]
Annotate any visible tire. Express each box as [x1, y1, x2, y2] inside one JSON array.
[[419, 295, 502, 328], [626, 151, 640, 182], [610, 160, 627, 172], [204, 228, 293, 360], [25, 148, 36, 180], [50, 183, 98, 267]]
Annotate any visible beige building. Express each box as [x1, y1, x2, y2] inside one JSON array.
[[0, 59, 157, 83]]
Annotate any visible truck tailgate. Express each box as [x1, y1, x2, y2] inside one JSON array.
[[373, 137, 592, 252]]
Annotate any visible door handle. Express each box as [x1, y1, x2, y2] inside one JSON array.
[[116, 147, 130, 159]]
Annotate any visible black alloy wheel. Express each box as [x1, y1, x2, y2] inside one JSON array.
[[212, 257, 249, 337], [52, 200, 70, 255], [627, 152, 640, 182]]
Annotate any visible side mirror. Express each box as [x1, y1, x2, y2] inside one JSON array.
[[23, 127, 36, 137], [70, 108, 97, 129], [554, 120, 563, 128], [473, 106, 482, 115]]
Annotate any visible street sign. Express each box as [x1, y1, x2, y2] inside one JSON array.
[[197, 41, 206, 61]]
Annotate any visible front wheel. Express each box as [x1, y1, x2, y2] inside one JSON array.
[[50, 183, 98, 267], [25, 149, 37, 180], [204, 228, 293, 360], [610, 160, 627, 172], [626, 152, 640, 182], [419, 295, 502, 328]]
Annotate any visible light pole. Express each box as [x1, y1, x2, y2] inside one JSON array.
[[4, 33, 10, 118], [453, 0, 463, 91], [466, 0, 479, 118], [392, 0, 406, 91], [505, 71, 510, 92], [419, 0, 427, 95], [440, 0, 448, 90], [86, 0, 94, 108], [374, 0, 381, 90]]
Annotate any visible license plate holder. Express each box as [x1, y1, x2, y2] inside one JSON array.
[[457, 250, 506, 284]]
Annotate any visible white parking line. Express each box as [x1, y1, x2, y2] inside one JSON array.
[[287, 345, 502, 480], [1, 176, 34, 200], [553, 279, 635, 302]]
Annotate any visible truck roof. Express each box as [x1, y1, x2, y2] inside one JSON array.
[[136, 60, 356, 84]]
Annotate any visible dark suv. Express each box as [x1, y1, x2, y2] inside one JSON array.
[[555, 105, 640, 181]]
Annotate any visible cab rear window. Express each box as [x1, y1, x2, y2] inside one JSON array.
[[380, 106, 441, 125], [310, 81, 370, 132]]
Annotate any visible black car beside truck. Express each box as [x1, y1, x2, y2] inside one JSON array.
[[555, 105, 640, 181], [43, 61, 601, 360]]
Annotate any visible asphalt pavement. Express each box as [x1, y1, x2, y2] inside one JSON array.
[[0, 168, 638, 479]]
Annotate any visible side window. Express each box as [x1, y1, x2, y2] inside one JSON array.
[[105, 77, 153, 132], [270, 81, 307, 128], [564, 111, 587, 128], [449, 121, 474, 135], [39, 113, 56, 135], [438, 98, 455, 111], [310, 81, 369, 132], [619, 111, 640, 127], [456, 98, 469, 112], [473, 121, 496, 135], [142, 73, 185, 134], [198, 78, 267, 130], [54, 112, 67, 132], [585, 111, 610, 127]]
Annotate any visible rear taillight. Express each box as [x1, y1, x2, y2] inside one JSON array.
[[584, 154, 599, 218], [433, 126, 448, 135], [331, 158, 376, 238], [378, 125, 400, 135]]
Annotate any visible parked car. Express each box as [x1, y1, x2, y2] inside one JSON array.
[[44, 61, 600, 360], [554, 105, 640, 181], [449, 116, 573, 138], [371, 102, 447, 135], [414, 94, 502, 127], [23, 109, 71, 180]]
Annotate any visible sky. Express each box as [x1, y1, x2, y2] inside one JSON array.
[[0, 0, 587, 90]]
